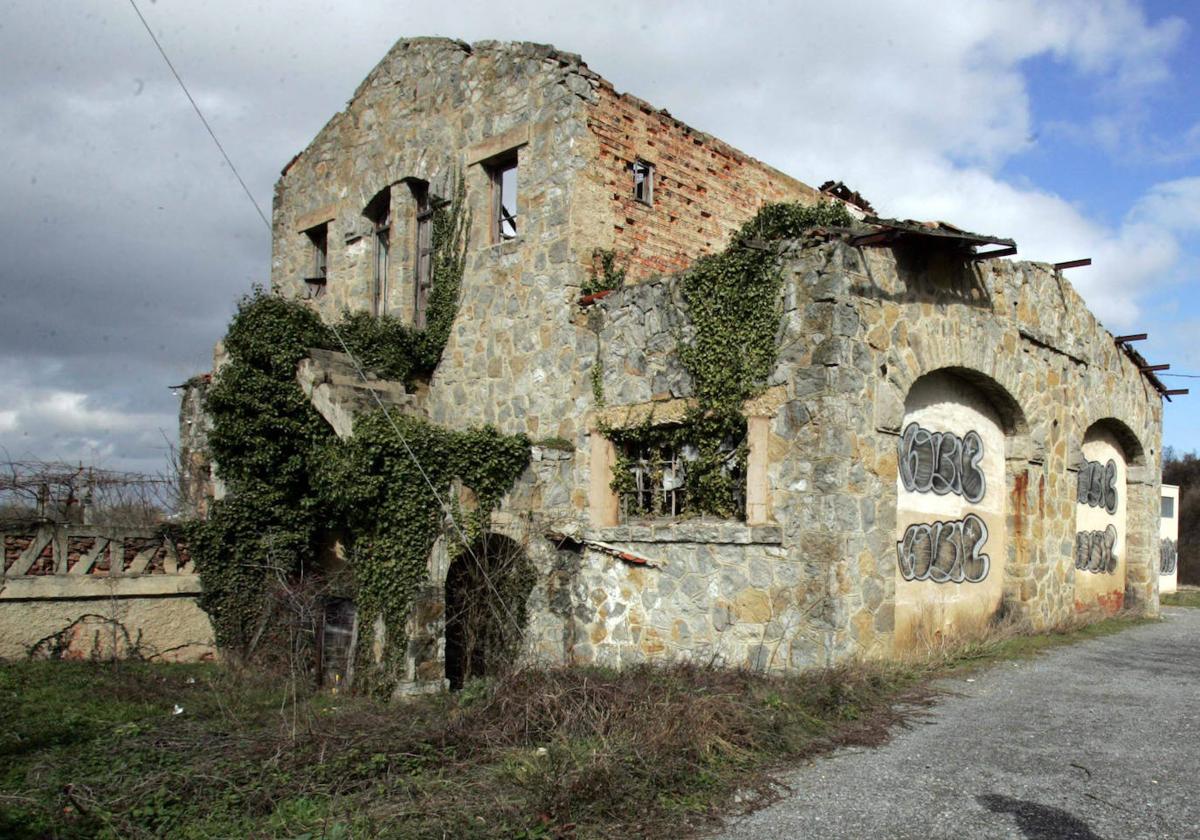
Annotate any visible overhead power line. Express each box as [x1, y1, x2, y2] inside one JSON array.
[[126, 0, 271, 232]]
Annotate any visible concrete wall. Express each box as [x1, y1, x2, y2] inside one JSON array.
[[0, 525, 215, 662], [1160, 483, 1180, 594]]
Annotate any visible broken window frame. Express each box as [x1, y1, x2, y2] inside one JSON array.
[[632, 159, 654, 206], [487, 152, 519, 243], [303, 223, 328, 298], [621, 438, 691, 518], [364, 187, 391, 316], [412, 181, 434, 328]]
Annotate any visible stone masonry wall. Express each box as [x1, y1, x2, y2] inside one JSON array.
[[573, 238, 1162, 669], [257, 37, 1163, 684]]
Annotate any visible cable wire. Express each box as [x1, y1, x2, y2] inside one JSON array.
[[129, 0, 524, 642], [126, 0, 272, 232]]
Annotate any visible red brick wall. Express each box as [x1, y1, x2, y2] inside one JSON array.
[[587, 85, 820, 283]]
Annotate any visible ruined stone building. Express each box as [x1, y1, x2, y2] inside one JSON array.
[[180, 37, 1172, 690]]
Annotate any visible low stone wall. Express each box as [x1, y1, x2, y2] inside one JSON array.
[[0, 524, 215, 661]]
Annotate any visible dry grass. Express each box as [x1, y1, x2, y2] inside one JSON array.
[[1161, 588, 1200, 608], [0, 608, 1147, 839], [901, 605, 1148, 674]]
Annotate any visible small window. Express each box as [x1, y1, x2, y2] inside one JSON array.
[[632, 160, 654, 206], [304, 223, 328, 298], [412, 182, 434, 328], [1162, 495, 1175, 519], [365, 188, 391, 316], [487, 153, 518, 242]]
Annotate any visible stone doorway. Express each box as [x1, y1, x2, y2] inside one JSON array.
[[443, 533, 534, 690]]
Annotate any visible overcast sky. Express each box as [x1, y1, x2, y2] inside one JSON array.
[[1, 0, 1198, 475]]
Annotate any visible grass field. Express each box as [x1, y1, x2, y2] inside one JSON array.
[[1161, 589, 1200, 608], [0, 613, 1147, 839]]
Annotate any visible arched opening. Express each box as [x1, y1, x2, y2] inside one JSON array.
[[1073, 421, 1140, 613], [894, 369, 1017, 648], [443, 533, 535, 690]]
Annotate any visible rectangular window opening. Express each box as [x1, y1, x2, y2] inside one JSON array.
[[1162, 495, 1175, 519], [413, 182, 434, 329], [304, 223, 328, 298], [488, 153, 518, 242], [365, 188, 391, 316], [616, 425, 746, 521], [632, 160, 654, 206]]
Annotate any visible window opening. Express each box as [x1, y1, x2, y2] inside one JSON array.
[[413, 182, 434, 328], [1162, 495, 1175, 519], [365, 188, 391, 316], [318, 597, 356, 690], [304, 223, 328, 299], [488, 153, 518, 242], [632, 160, 654, 206], [616, 430, 745, 520]]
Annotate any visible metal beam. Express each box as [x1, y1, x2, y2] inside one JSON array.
[[1114, 333, 1148, 343], [1164, 389, 1190, 396], [1139, 364, 1170, 372]]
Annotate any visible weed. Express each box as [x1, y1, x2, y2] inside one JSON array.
[[1161, 589, 1200, 608], [0, 612, 1145, 839]]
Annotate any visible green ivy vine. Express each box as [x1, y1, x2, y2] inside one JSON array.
[[606, 201, 853, 519], [187, 173, 531, 693]]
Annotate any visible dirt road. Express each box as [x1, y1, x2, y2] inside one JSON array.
[[718, 608, 1200, 840]]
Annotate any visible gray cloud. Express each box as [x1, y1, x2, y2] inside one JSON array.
[[0, 0, 1193, 473]]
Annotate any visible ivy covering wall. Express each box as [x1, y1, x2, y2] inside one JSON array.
[[187, 177, 531, 694], [606, 201, 854, 519]]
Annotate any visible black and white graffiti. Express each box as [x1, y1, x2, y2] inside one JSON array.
[[1074, 525, 1118, 574], [898, 422, 987, 503], [1160, 538, 1178, 575], [1077, 459, 1118, 514], [897, 513, 991, 584]]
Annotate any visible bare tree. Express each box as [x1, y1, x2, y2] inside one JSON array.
[[0, 452, 182, 527]]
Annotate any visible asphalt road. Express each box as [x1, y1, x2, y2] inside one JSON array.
[[717, 608, 1200, 840]]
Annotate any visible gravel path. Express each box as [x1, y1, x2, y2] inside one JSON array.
[[716, 608, 1200, 840]]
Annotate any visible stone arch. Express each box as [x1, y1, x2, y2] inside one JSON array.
[[893, 368, 1019, 648], [878, 358, 1031, 460], [1074, 416, 1147, 468], [1071, 418, 1139, 613], [443, 532, 535, 690]]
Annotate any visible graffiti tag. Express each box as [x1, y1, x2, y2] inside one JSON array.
[[1077, 459, 1118, 514], [897, 513, 991, 584], [898, 422, 987, 503], [1074, 525, 1118, 575], [1160, 538, 1178, 575]]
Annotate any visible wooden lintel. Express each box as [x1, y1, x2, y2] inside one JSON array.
[[1114, 333, 1148, 344], [970, 246, 1017, 261], [1164, 389, 1189, 396], [1140, 364, 1170, 372], [1054, 258, 1092, 270]]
